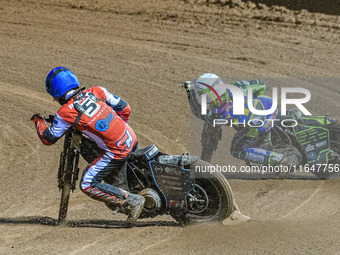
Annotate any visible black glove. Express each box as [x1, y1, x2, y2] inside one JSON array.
[[45, 115, 55, 124], [180, 81, 192, 90], [30, 114, 44, 121]]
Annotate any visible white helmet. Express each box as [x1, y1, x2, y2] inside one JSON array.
[[194, 73, 227, 104]]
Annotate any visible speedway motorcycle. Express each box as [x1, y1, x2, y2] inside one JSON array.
[[45, 117, 234, 225], [201, 108, 340, 179]]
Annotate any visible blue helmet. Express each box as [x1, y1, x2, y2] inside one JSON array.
[[45, 67, 79, 98]]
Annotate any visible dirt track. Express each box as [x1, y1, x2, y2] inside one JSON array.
[[0, 0, 340, 254]]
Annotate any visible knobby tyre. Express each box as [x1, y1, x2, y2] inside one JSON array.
[[327, 122, 340, 164], [172, 159, 234, 225], [57, 147, 74, 224], [317, 121, 340, 179]]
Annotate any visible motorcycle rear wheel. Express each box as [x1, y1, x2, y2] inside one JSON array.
[[305, 122, 340, 179], [171, 160, 234, 225], [327, 122, 340, 162], [322, 122, 340, 178]]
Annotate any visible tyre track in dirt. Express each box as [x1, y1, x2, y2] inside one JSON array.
[[277, 181, 324, 220]]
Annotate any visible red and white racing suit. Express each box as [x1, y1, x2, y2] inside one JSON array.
[[33, 86, 138, 204]]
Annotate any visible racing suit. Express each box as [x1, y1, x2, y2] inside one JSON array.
[[187, 80, 284, 165], [33, 86, 138, 204]]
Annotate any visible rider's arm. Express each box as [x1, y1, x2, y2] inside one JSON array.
[[186, 87, 227, 123], [33, 113, 71, 145], [97, 87, 131, 122], [186, 87, 213, 122], [232, 80, 266, 97]]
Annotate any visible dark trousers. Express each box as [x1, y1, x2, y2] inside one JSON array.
[[80, 152, 130, 204]]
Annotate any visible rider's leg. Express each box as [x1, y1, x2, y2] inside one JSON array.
[[80, 152, 129, 202], [230, 127, 284, 165], [103, 161, 129, 191], [80, 151, 145, 225]]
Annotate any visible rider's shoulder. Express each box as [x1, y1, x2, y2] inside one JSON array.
[[55, 100, 76, 120], [85, 86, 99, 93], [249, 79, 265, 86], [232, 79, 266, 98], [232, 79, 265, 87], [231, 80, 248, 89], [86, 86, 108, 98]]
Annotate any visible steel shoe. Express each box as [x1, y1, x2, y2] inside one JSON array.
[[124, 193, 145, 226]]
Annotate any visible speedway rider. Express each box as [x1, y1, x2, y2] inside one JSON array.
[[183, 73, 294, 165], [31, 67, 145, 226]]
